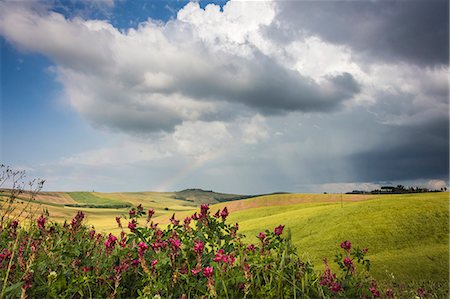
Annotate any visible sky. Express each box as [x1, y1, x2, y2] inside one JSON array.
[[0, 0, 448, 194]]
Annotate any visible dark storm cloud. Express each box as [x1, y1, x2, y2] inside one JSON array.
[[271, 1, 449, 66], [347, 117, 449, 182]]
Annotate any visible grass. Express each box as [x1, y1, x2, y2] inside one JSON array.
[[222, 192, 449, 284]]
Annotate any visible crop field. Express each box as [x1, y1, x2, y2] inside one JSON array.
[[1, 190, 448, 287]]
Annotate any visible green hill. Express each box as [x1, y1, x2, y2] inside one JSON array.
[[217, 192, 449, 285]]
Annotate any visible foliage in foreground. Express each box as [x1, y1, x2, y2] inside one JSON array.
[[0, 203, 439, 299]]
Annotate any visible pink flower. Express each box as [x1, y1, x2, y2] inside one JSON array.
[[330, 282, 342, 293], [147, 209, 155, 220], [169, 237, 181, 251], [129, 209, 136, 217], [184, 217, 191, 227], [385, 288, 394, 298], [128, 220, 137, 232], [115, 217, 122, 228], [220, 207, 229, 221], [274, 225, 284, 236], [343, 257, 354, 272], [247, 244, 255, 252], [214, 249, 225, 262], [131, 259, 140, 266], [200, 204, 209, 217], [170, 213, 180, 226], [191, 267, 201, 275], [213, 210, 221, 218], [37, 215, 47, 230], [71, 211, 85, 230], [89, 229, 96, 239], [340, 240, 351, 251], [104, 234, 118, 251], [137, 204, 143, 212], [369, 280, 381, 298], [191, 212, 199, 220], [9, 220, 19, 230], [203, 266, 214, 278], [151, 259, 158, 268], [138, 242, 149, 252], [193, 240, 204, 255], [417, 288, 426, 299], [257, 232, 266, 241], [82, 266, 91, 273]]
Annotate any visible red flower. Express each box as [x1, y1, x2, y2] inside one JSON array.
[[128, 220, 137, 232], [147, 209, 155, 221], [170, 213, 180, 226], [214, 210, 221, 218], [220, 207, 229, 221], [203, 266, 214, 278], [193, 240, 204, 255], [37, 215, 47, 230], [247, 244, 255, 252], [340, 240, 351, 252], [257, 232, 266, 241], [169, 237, 181, 251], [71, 211, 85, 230], [343, 257, 354, 272], [214, 249, 225, 262], [330, 282, 342, 293], [137, 204, 143, 212], [115, 216, 122, 228], [138, 242, 149, 252], [200, 204, 209, 217], [184, 217, 192, 227], [9, 220, 19, 230], [129, 209, 136, 217], [274, 225, 284, 236], [104, 234, 118, 251], [151, 259, 158, 268], [191, 267, 201, 275]]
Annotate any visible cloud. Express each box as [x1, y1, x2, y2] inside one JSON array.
[[0, 1, 361, 134], [270, 1, 449, 66]]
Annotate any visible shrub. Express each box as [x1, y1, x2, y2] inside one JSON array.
[[0, 202, 388, 299]]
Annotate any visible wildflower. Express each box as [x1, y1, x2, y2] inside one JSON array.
[[369, 280, 381, 298], [192, 212, 199, 220], [203, 266, 214, 278], [138, 242, 149, 253], [115, 216, 122, 228], [137, 204, 144, 212], [385, 288, 394, 298], [200, 204, 209, 216], [147, 209, 155, 221], [191, 267, 201, 275], [89, 229, 96, 239], [184, 216, 191, 227], [169, 237, 181, 252], [104, 234, 118, 251], [417, 288, 426, 298], [37, 215, 47, 230], [48, 271, 58, 280], [257, 232, 266, 241], [9, 220, 19, 230], [340, 240, 351, 252], [131, 259, 140, 266], [170, 213, 180, 226], [82, 266, 91, 273], [128, 220, 137, 232], [214, 210, 221, 218], [220, 207, 229, 221], [330, 282, 342, 293], [343, 257, 354, 272], [194, 240, 204, 255], [247, 244, 255, 252], [71, 211, 85, 230], [151, 259, 158, 268], [214, 249, 226, 262], [274, 225, 284, 236], [129, 209, 136, 217]]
